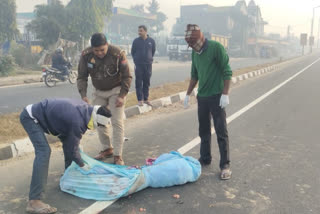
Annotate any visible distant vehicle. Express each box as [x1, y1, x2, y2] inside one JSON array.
[[204, 32, 231, 51], [167, 35, 191, 61], [42, 60, 77, 87], [167, 37, 180, 60]]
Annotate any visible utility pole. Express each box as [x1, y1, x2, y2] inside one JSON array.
[[317, 17, 320, 48], [310, 6, 320, 53]]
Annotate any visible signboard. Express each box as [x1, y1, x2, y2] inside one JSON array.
[[300, 34, 307, 46]]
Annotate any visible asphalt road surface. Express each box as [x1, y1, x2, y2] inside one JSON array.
[[0, 57, 281, 114], [0, 53, 319, 213]]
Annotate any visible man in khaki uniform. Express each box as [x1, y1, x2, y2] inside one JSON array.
[[77, 33, 132, 165]]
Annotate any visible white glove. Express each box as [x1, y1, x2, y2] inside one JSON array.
[[219, 94, 229, 108], [81, 163, 91, 171], [184, 95, 190, 109]]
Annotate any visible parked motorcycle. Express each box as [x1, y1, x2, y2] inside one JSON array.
[[42, 62, 77, 87]]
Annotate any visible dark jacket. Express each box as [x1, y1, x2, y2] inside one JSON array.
[[32, 98, 93, 168], [131, 36, 156, 65], [52, 52, 68, 69]]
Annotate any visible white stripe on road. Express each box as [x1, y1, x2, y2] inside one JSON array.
[[79, 201, 115, 214], [178, 57, 320, 154], [79, 57, 320, 214]]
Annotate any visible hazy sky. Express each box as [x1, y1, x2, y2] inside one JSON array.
[[16, 0, 320, 37]]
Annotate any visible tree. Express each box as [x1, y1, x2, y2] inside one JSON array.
[[146, 0, 159, 14], [130, 4, 145, 13], [64, 0, 113, 42], [0, 0, 18, 43], [26, 1, 67, 49], [146, 0, 167, 34]]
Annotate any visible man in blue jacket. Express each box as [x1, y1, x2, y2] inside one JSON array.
[[20, 98, 111, 214], [131, 25, 156, 106]]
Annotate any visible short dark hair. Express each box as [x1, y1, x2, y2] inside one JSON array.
[[138, 25, 147, 32], [91, 33, 107, 47]]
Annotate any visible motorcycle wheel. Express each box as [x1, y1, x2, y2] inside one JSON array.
[[68, 70, 78, 84], [44, 73, 57, 87]]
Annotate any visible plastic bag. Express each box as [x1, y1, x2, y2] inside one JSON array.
[[60, 151, 201, 201]]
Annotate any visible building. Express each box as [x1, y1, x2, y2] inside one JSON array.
[[171, 0, 270, 57], [104, 7, 157, 54]]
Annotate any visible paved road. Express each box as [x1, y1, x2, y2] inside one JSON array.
[[0, 53, 319, 213], [0, 57, 282, 114]]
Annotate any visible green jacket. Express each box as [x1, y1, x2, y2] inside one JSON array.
[[191, 40, 232, 97]]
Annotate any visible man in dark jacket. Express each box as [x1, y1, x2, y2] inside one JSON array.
[[52, 48, 69, 77], [131, 25, 156, 106], [20, 98, 111, 214]]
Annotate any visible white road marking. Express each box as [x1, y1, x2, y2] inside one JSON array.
[[178, 57, 320, 154], [79, 57, 320, 214]]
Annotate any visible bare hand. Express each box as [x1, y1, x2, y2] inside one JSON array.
[[82, 97, 90, 104], [116, 97, 124, 107]]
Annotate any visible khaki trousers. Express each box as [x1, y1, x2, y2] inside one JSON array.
[[92, 86, 125, 156]]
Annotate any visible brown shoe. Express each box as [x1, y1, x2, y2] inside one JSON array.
[[114, 156, 125, 165], [144, 100, 153, 106], [94, 148, 113, 161]]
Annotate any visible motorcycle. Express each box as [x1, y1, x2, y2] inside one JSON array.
[[42, 62, 78, 87]]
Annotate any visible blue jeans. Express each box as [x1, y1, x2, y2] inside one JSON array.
[[135, 64, 152, 101], [20, 109, 51, 200]]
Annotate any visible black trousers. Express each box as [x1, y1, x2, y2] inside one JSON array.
[[197, 94, 230, 169], [135, 64, 152, 101]]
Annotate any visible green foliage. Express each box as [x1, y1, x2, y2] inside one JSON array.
[[0, 55, 16, 76], [64, 0, 113, 42], [27, 0, 113, 47], [146, 0, 159, 14], [26, 1, 67, 49], [9, 42, 40, 69], [0, 0, 18, 43], [130, 4, 145, 13], [146, 0, 167, 33]]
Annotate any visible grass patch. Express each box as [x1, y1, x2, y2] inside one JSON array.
[[10, 69, 40, 76], [0, 112, 26, 145], [233, 62, 275, 76]]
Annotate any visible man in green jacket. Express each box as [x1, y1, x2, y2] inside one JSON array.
[[184, 24, 232, 180]]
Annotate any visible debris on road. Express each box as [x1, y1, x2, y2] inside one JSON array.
[[173, 194, 180, 199]]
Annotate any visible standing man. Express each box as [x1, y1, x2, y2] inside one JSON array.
[[131, 25, 156, 106], [20, 98, 111, 214], [77, 33, 132, 165], [184, 24, 232, 180]]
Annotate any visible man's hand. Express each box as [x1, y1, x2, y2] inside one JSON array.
[[184, 95, 190, 109], [219, 94, 229, 108], [81, 163, 91, 171], [82, 97, 90, 104], [116, 97, 124, 107]]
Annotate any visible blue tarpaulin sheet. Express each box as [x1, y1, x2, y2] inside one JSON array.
[[60, 151, 201, 200]]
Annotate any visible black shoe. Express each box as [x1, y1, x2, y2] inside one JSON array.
[[198, 158, 211, 166]]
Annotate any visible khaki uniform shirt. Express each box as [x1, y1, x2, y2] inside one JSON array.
[[77, 45, 132, 98]]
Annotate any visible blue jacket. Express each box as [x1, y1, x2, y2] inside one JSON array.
[[32, 98, 93, 167], [131, 36, 156, 64]]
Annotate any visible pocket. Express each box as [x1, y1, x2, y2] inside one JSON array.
[[104, 64, 119, 77]]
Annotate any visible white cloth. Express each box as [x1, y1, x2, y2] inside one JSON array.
[[26, 104, 38, 123], [81, 163, 91, 171], [219, 94, 230, 108], [184, 95, 190, 109], [92, 105, 111, 128]]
